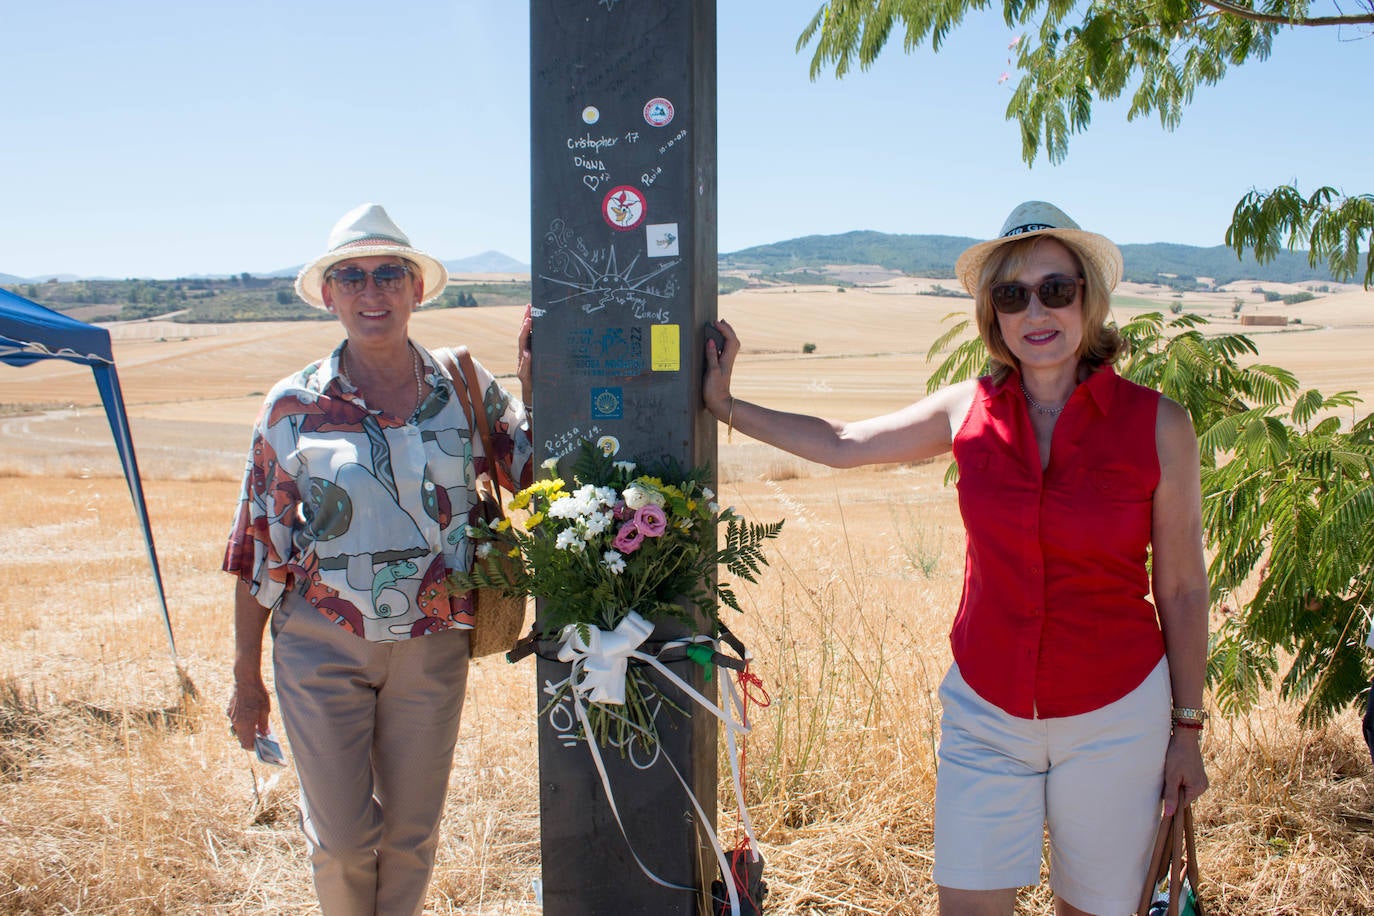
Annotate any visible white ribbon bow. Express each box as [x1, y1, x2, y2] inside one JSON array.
[[547, 614, 760, 916], [557, 610, 655, 705]]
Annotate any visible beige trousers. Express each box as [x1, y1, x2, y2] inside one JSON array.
[[272, 592, 470, 916]]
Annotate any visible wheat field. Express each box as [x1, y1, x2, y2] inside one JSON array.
[[1, 277, 1372, 914]]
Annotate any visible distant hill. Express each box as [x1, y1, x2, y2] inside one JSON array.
[[255, 250, 530, 280], [445, 250, 529, 273], [2, 250, 530, 284], [721, 231, 1344, 286], [2, 235, 1345, 290], [1, 273, 81, 285]]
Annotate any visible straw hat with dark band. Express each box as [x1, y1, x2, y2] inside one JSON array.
[[295, 203, 449, 309], [954, 201, 1123, 296]]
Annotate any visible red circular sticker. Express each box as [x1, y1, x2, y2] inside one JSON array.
[[643, 97, 674, 127], [601, 185, 646, 231]]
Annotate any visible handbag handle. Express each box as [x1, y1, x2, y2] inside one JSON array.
[[437, 346, 507, 508], [1137, 803, 1203, 916]]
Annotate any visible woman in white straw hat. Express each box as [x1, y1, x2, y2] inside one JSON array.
[[703, 201, 1209, 915], [224, 203, 533, 915]]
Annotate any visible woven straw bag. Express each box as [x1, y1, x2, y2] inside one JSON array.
[[438, 346, 527, 659]]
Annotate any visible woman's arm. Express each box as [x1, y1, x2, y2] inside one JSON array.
[[1150, 396, 1211, 815], [704, 318, 971, 468], [227, 579, 272, 749]]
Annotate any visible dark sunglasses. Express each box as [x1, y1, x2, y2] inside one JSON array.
[[326, 263, 413, 294], [989, 275, 1083, 314]]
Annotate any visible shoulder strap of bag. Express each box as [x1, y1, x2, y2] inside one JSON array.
[[1138, 812, 1174, 916], [1183, 803, 1202, 914], [437, 346, 507, 511]]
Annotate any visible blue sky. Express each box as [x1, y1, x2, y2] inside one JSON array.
[[2, 1, 1368, 279]]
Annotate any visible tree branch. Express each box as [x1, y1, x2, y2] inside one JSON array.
[[1196, 0, 1374, 26]]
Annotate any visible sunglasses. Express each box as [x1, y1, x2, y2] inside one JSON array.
[[989, 275, 1083, 314], [326, 263, 413, 294]]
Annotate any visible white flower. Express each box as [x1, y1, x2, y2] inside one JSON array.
[[613, 460, 637, 474], [475, 542, 495, 559], [702, 487, 715, 500], [623, 484, 666, 510], [541, 457, 560, 471], [555, 528, 583, 551], [601, 551, 626, 575], [549, 490, 598, 520], [708, 502, 720, 514], [584, 511, 613, 537]]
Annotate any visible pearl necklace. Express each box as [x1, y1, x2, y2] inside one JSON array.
[[1020, 379, 1066, 417], [341, 343, 424, 418]]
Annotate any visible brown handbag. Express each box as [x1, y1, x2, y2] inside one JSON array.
[[1137, 803, 1203, 916], [437, 346, 528, 659]]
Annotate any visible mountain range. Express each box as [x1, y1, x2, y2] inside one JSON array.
[[1, 250, 532, 285], [720, 231, 1343, 286], [2, 232, 1349, 286]]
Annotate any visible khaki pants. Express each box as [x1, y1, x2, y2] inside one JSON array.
[[272, 593, 470, 916]]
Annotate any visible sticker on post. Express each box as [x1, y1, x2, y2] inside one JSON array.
[[646, 223, 679, 257], [651, 325, 680, 372], [602, 186, 646, 231], [591, 388, 624, 420], [643, 97, 674, 127], [597, 435, 621, 457], [582, 106, 600, 125]]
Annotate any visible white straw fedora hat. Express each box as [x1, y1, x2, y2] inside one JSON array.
[[954, 201, 1123, 296], [295, 203, 449, 309]]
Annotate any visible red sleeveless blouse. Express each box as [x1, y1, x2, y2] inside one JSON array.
[[950, 365, 1166, 718]]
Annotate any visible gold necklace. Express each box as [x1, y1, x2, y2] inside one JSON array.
[[340, 344, 424, 417]]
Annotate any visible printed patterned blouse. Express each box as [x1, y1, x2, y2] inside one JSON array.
[[223, 341, 532, 642]]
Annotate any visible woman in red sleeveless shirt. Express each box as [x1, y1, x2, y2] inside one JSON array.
[[703, 202, 1208, 916]]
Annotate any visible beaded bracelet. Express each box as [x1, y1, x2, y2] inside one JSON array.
[[1173, 720, 1204, 731]]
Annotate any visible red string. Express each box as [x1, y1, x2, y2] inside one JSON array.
[[723, 666, 771, 912]]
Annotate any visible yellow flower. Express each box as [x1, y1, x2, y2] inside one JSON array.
[[525, 511, 545, 530], [686, 499, 697, 512], [495, 518, 512, 532], [507, 547, 521, 558], [509, 490, 533, 511]]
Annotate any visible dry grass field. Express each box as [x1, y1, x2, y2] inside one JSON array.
[[1, 276, 1372, 914]]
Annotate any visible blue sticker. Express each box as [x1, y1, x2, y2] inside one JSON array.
[[591, 387, 624, 420]]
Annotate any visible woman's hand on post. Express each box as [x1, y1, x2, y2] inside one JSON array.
[[703, 318, 738, 419], [516, 303, 533, 402]]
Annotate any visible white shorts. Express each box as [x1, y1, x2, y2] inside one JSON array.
[[933, 659, 1172, 915]]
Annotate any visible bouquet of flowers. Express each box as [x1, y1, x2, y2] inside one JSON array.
[[449, 442, 782, 750]]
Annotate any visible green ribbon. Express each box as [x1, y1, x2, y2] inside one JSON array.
[[685, 644, 714, 680]]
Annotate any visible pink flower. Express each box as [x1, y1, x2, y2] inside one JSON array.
[[613, 522, 645, 554], [612, 499, 633, 521], [634, 504, 668, 538]]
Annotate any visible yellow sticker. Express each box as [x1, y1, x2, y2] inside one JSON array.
[[651, 324, 680, 372]]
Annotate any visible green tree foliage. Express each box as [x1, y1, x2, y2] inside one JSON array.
[[925, 313, 1374, 725], [798, 1, 1374, 287]]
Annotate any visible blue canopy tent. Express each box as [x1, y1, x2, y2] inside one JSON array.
[[0, 287, 190, 693]]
